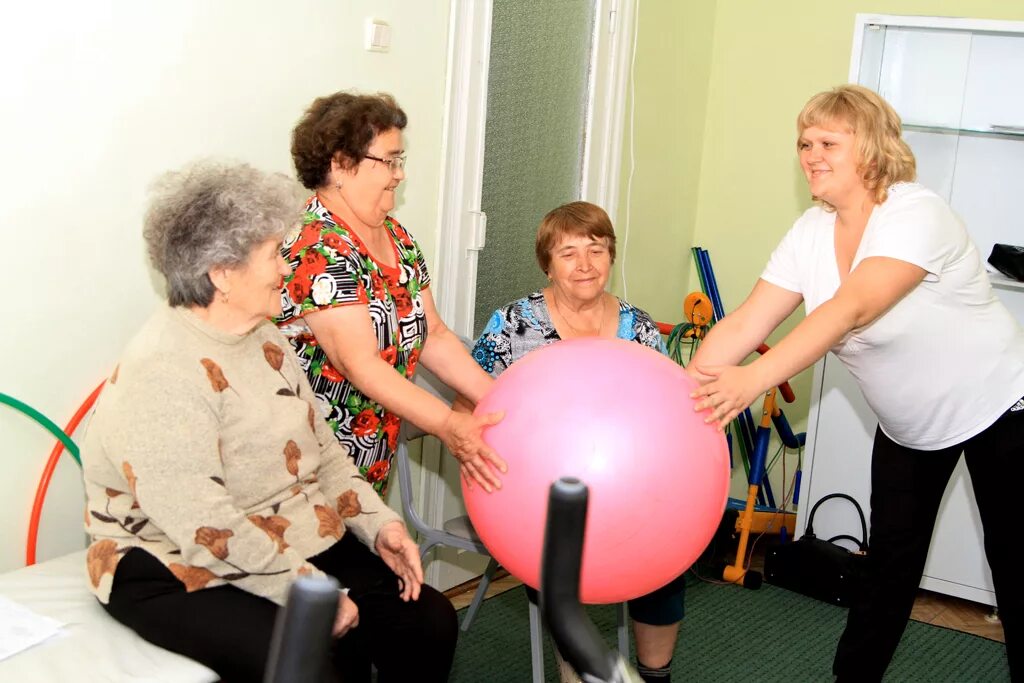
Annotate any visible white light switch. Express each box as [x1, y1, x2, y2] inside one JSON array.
[[365, 18, 391, 53]]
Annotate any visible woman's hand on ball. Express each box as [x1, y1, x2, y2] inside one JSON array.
[[690, 364, 763, 430], [441, 410, 507, 492], [684, 363, 716, 384]]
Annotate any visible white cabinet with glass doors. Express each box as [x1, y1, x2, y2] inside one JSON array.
[[795, 14, 1024, 606]]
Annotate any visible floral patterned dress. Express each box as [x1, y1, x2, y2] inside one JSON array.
[[276, 196, 430, 495], [471, 290, 667, 377]]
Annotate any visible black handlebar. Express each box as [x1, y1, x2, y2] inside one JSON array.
[[263, 575, 340, 683], [264, 477, 640, 683], [541, 477, 626, 683]]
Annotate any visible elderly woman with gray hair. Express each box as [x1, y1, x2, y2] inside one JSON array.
[[80, 161, 457, 683]]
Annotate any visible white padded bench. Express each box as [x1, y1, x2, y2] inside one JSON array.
[[0, 550, 217, 682]]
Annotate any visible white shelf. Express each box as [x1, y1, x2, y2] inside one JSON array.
[[990, 272, 1024, 292], [904, 122, 1024, 139]]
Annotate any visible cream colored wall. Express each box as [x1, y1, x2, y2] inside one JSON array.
[[620, 1, 1024, 503], [0, 1, 450, 572]]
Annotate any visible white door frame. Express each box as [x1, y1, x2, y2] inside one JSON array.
[[433, 0, 637, 338], [581, 0, 638, 231], [433, 0, 496, 340]]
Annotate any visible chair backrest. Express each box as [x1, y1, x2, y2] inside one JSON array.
[[395, 333, 483, 552], [395, 335, 473, 526], [399, 360, 458, 443], [395, 355, 454, 528], [402, 333, 474, 441]]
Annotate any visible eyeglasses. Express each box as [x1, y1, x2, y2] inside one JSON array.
[[364, 154, 407, 174]]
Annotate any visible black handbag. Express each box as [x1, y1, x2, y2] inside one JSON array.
[[763, 493, 868, 607], [988, 243, 1024, 282]]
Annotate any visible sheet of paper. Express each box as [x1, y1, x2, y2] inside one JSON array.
[[0, 595, 64, 662]]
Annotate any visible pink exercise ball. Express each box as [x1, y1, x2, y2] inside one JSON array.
[[463, 337, 730, 604]]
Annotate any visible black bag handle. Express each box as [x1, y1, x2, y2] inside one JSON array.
[[827, 534, 867, 551], [805, 493, 868, 552]]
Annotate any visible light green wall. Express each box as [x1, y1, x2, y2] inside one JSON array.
[[695, 1, 1024, 440], [609, 1, 717, 325], [618, 1, 1024, 498]]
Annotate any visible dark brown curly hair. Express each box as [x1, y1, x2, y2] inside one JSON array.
[[291, 92, 407, 190]]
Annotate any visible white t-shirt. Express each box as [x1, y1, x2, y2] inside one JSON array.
[[761, 182, 1024, 450]]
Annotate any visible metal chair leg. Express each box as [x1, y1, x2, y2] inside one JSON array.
[[616, 602, 629, 658], [529, 598, 544, 683], [460, 557, 498, 632]]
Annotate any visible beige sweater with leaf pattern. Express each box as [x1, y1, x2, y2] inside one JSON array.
[[81, 305, 400, 605]]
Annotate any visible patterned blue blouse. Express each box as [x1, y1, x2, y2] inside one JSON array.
[[471, 290, 667, 378]]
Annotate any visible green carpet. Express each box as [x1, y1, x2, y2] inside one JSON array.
[[450, 579, 1009, 682]]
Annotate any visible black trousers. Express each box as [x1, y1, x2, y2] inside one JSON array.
[[833, 402, 1023, 682], [102, 533, 457, 683]]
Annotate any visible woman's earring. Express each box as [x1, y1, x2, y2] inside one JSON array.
[[335, 179, 343, 191], [220, 290, 230, 304]]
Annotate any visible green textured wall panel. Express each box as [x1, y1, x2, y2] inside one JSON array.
[[473, 0, 595, 333]]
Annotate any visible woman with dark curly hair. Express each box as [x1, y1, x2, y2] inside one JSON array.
[[278, 91, 506, 496], [82, 160, 457, 682]]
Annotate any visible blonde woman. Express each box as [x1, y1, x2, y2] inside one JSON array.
[[689, 85, 1024, 682]]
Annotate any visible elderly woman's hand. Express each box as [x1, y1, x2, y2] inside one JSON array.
[[333, 593, 360, 638], [440, 410, 507, 493], [375, 522, 423, 602], [690, 364, 765, 431]]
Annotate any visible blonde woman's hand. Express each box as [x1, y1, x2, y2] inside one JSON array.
[[684, 363, 716, 385], [689, 364, 764, 430], [375, 522, 423, 602], [439, 410, 507, 493]]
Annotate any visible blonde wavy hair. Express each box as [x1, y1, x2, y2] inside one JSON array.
[[797, 84, 916, 207]]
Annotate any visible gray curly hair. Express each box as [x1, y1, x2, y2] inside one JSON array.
[[144, 160, 304, 307]]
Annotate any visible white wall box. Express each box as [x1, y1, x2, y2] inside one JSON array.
[[796, 14, 1024, 606]]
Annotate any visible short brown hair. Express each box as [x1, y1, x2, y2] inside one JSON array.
[[797, 84, 916, 206], [535, 201, 616, 274], [291, 91, 407, 189]]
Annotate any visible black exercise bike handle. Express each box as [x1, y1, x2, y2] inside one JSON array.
[[541, 477, 620, 683], [263, 575, 340, 683]]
